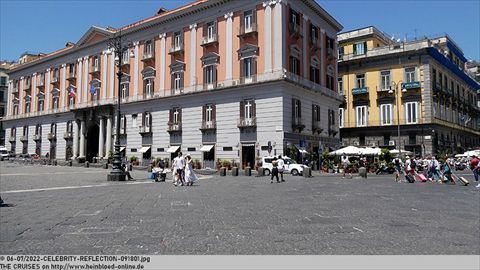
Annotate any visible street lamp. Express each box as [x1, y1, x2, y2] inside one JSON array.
[[107, 30, 130, 181], [389, 81, 407, 157]]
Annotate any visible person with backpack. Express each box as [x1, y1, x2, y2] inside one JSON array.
[[394, 156, 403, 182]]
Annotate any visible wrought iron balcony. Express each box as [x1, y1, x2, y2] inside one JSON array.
[[138, 125, 152, 134], [312, 121, 323, 134], [33, 134, 42, 141], [168, 43, 184, 55], [8, 136, 15, 142], [310, 37, 320, 51], [24, 81, 31, 90], [67, 72, 76, 80], [47, 133, 56, 141], [292, 117, 305, 132], [37, 79, 44, 87], [51, 76, 59, 84], [328, 125, 338, 136], [63, 132, 73, 139], [12, 86, 19, 93], [237, 117, 257, 128], [200, 121, 216, 131], [288, 22, 302, 38], [90, 65, 100, 74], [167, 122, 182, 133], [201, 34, 218, 47], [238, 24, 258, 38], [20, 136, 28, 142], [113, 128, 127, 136]]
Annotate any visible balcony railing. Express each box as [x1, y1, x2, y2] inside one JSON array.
[[37, 80, 44, 87], [51, 76, 59, 84], [167, 122, 182, 133], [328, 125, 338, 136], [201, 34, 218, 46], [292, 117, 305, 131], [312, 121, 323, 134], [63, 132, 73, 139], [24, 81, 31, 90], [47, 133, 56, 141], [168, 43, 184, 55], [238, 24, 258, 37], [12, 86, 19, 93], [113, 128, 127, 136], [90, 65, 100, 74], [8, 136, 15, 142], [401, 81, 421, 90], [237, 117, 256, 128], [20, 135, 28, 142], [310, 37, 320, 50], [142, 52, 155, 61], [67, 72, 76, 80], [33, 134, 41, 141], [138, 125, 152, 134], [200, 121, 216, 131], [288, 22, 302, 37]]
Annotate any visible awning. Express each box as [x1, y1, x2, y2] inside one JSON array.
[[294, 144, 308, 154], [167, 145, 180, 153], [200, 145, 214, 152], [119, 147, 126, 152], [139, 146, 151, 153]]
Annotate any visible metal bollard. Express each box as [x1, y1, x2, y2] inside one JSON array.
[[85, 161, 89, 168], [257, 167, 264, 177], [303, 167, 312, 178], [232, 167, 239, 176], [219, 167, 226, 176], [358, 167, 367, 178], [244, 167, 252, 176]]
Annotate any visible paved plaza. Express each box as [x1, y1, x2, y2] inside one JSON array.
[[0, 162, 479, 255]]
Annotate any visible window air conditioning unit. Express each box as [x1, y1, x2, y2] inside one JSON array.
[[353, 141, 359, 146], [389, 140, 395, 146]]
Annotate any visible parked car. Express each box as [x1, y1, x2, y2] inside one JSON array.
[[0, 146, 9, 161], [262, 156, 307, 176]]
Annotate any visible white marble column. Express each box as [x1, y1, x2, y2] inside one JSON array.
[[83, 56, 89, 103], [32, 73, 37, 112], [79, 119, 86, 158], [104, 116, 112, 158], [60, 64, 66, 108], [189, 23, 197, 86], [45, 70, 51, 110], [263, 2, 273, 72], [109, 50, 115, 98], [102, 51, 108, 100], [133, 42, 139, 98], [73, 120, 79, 157], [273, 0, 285, 71], [77, 58, 83, 104], [159, 35, 166, 91], [224, 13, 233, 80], [98, 118, 105, 158], [302, 15, 308, 79]]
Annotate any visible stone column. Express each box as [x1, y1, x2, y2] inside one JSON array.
[[273, 0, 285, 72], [79, 119, 86, 158], [98, 118, 105, 158], [102, 50, 108, 100], [83, 56, 89, 103], [109, 50, 115, 99], [302, 15, 308, 79], [224, 13, 233, 80], [104, 116, 112, 159], [45, 70, 51, 110], [263, 2, 273, 73], [320, 29, 326, 86], [133, 42, 139, 98], [77, 58, 83, 105], [73, 120, 79, 157], [32, 73, 37, 112], [189, 23, 197, 86], [60, 64, 66, 108], [159, 35, 166, 91], [19, 77, 24, 113]]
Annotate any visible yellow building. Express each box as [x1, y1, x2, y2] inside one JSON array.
[[337, 26, 480, 156]]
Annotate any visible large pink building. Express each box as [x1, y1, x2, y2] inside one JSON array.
[[3, 0, 343, 168]]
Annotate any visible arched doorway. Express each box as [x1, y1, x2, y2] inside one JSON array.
[[86, 124, 99, 162]]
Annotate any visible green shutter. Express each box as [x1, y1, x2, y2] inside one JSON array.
[[363, 42, 367, 54]]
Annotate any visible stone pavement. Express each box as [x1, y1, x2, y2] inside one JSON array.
[[0, 162, 479, 254]]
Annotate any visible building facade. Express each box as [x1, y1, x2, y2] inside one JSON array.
[[1, 61, 16, 146], [338, 26, 480, 156], [3, 0, 342, 167]]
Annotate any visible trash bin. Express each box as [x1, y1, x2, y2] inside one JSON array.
[[257, 167, 264, 177], [232, 167, 239, 176], [219, 167, 226, 176], [303, 167, 312, 178], [358, 167, 367, 178], [244, 167, 252, 176]]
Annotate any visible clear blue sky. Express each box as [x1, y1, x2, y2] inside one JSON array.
[[1, 0, 479, 62]]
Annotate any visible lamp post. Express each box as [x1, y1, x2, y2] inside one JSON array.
[[389, 81, 407, 157], [107, 31, 130, 181]]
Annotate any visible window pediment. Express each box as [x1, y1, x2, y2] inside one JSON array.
[[201, 52, 220, 66], [169, 61, 185, 73], [142, 66, 156, 79], [237, 44, 258, 59]]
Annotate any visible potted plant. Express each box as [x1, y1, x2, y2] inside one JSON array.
[[193, 159, 202, 169], [129, 156, 139, 166], [221, 159, 232, 170]]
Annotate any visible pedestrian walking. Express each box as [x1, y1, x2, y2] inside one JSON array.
[[172, 152, 185, 186], [430, 156, 441, 182], [270, 157, 280, 183], [342, 156, 352, 179], [442, 159, 455, 184], [277, 155, 285, 182], [469, 154, 479, 187], [184, 155, 198, 186], [393, 156, 403, 182]]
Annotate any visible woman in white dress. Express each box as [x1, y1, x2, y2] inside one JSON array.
[[184, 155, 198, 186]]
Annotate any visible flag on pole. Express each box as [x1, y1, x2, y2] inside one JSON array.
[[90, 82, 96, 95]]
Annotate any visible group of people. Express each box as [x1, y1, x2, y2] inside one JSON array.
[[393, 154, 480, 187], [171, 152, 198, 186], [270, 156, 286, 183]]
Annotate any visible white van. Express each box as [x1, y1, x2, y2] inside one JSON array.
[[0, 146, 9, 161], [261, 156, 306, 176]]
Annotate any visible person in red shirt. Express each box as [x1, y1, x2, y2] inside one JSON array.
[[469, 155, 479, 185]]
